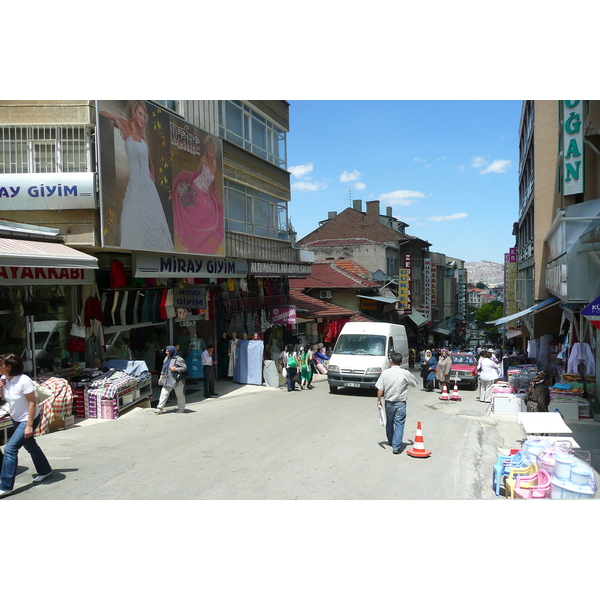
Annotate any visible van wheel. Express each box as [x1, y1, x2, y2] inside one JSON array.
[[329, 385, 338, 394]]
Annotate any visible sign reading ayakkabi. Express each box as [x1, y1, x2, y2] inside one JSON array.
[[0, 172, 96, 210], [562, 100, 584, 196], [133, 252, 248, 278]]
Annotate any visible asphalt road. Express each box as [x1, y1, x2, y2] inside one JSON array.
[[2, 374, 533, 500]]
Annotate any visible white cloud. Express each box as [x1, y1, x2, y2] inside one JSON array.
[[471, 156, 488, 168], [470, 156, 512, 175], [458, 165, 466, 171], [427, 213, 468, 222], [481, 159, 511, 175], [340, 169, 362, 182], [292, 180, 327, 192], [354, 182, 366, 190], [377, 190, 426, 206], [288, 163, 314, 179], [412, 157, 432, 169]]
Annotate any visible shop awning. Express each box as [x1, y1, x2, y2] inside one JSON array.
[[406, 309, 428, 328], [491, 296, 559, 327], [0, 238, 98, 269], [433, 326, 451, 336], [356, 294, 398, 304], [506, 329, 522, 339]]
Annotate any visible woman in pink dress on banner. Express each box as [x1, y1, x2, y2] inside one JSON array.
[[172, 135, 224, 255]]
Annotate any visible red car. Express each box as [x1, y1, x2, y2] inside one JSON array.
[[437, 352, 479, 390]]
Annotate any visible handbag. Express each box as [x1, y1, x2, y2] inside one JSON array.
[[70, 316, 86, 338], [68, 336, 86, 352], [281, 367, 287, 378], [173, 357, 189, 382], [287, 354, 298, 368]]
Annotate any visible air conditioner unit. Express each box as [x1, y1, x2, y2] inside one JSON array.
[[320, 290, 332, 299]]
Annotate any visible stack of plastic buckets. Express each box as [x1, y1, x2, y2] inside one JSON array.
[[550, 451, 597, 499]]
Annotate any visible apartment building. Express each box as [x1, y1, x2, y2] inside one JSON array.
[[0, 100, 310, 373]]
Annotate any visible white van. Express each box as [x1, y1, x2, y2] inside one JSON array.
[[327, 322, 409, 394]]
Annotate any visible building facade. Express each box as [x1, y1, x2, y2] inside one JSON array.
[[0, 100, 311, 377]]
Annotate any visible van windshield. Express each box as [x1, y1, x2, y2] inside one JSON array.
[[334, 334, 386, 356]]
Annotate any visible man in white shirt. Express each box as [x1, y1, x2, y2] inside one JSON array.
[[201, 345, 218, 398], [376, 353, 419, 454]]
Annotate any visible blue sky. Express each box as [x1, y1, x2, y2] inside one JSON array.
[[286, 100, 522, 264]]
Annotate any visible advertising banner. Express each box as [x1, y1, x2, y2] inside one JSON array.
[[97, 101, 224, 256], [397, 253, 412, 313]]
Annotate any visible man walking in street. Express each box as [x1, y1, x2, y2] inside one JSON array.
[[202, 344, 218, 399], [376, 353, 419, 454]]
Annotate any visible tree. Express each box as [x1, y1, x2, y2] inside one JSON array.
[[474, 302, 503, 325], [475, 281, 487, 289]]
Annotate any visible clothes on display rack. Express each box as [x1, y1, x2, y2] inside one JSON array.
[[567, 342, 595, 376]]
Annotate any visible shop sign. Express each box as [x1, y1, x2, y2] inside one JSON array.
[[361, 299, 377, 310], [0, 173, 96, 210], [457, 269, 466, 320], [424, 258, 432, 325], [271, 305, 296, 325], [562, 100, 584, 196], [173, 286, 206, 309], [504, 248, 518, 318], [581, 295, 600, 330], [249, 261, 312, 276], [397, 253, 412, 313], [0, 266, 95, 285], [133, 252, 248, 278]]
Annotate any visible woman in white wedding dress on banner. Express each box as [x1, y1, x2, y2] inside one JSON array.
[[100, 101, 174, 252]]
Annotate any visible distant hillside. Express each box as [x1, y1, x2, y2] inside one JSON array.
[[465, 260, 504, 286]]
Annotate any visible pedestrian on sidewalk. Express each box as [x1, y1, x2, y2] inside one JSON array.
[[524, 371, 550, 412], [435, 348, 452, 390], [420, 349, 437, 392], [376, 353, 419, 454], [156, 346, 187, 413], [0, 353, 53, 497], [282, 344, 299, 392], [202, 345, 218, 398], [477, 350, 500, 403]]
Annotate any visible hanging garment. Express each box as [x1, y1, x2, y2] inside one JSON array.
[[567, 342, 595, 376]]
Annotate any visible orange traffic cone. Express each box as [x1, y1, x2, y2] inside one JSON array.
[[407, 421, 432, 458], [438, 383, 449, 400], [450, 382, 462, 401]]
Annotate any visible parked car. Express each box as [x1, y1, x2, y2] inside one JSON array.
[[443, 352, 479, 390]]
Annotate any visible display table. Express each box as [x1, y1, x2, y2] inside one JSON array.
[[517, 411, 573, 435]]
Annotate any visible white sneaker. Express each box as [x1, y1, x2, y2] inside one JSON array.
[[176, 409, 185, 413], [32, 472, 52, 483], [154, 408, 163, 414], [0, 488, 13, 498]]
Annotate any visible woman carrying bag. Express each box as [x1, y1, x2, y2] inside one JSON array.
[[155, 346, 188, 414], [420, 349, 437, 392]]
